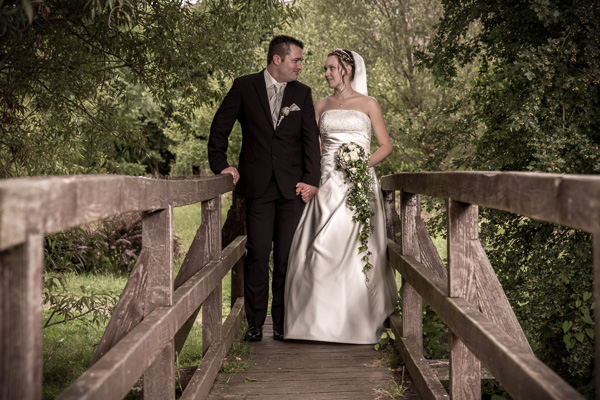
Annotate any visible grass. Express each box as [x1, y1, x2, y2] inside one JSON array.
[[42, 195, 234, 399]]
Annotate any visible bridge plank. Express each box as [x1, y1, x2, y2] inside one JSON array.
[[388, 240, 584, 400], [207, 317, 422, 399]]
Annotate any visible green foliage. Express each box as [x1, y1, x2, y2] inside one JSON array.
[[289, 0, 451, 175], [420, 0, 600, 173], [480, 213, 594, 394], [1, 0, 298, 178], [43, 271, 119, 330], [419, 1, 599, 395], [422, 304, 448, 360], [45, 213, 143, 274], [374, 328, 396, 351]]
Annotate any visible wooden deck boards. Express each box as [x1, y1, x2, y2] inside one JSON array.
[[207, 318, 422, 399]]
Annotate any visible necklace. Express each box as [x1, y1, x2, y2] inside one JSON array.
[[334, 88, 354, 108]]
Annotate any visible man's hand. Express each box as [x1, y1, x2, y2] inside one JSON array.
[[296, 182, 318, 203], [221, 167, 240, 185]]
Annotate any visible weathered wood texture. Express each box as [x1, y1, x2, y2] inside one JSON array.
[[595, 233, 600, 400], [390, 315, 449, 400], [207, 316, 422, 399], [427, 360, 494, 382], [55, 236, 246, 400], [447, 200, 480, 399], [180, 297, 245, 399], [174, 197, 221, 355], [382, 190, 402, 245], [221, 194, 246, 248], [400, 192, 423, 348], [222, 194, 246, 306], [90, 250, 150, 365], [201, 198, 222, 355], [142, 207, 175, 400], [0, 233, 44, 400], [388, 240, 584, 400], [0, 174, 234, 251], [415, 216, 447, 282], [380, 171, 600, 233]]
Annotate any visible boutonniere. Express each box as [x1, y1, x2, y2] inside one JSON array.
[[277, 103, 301, 127]]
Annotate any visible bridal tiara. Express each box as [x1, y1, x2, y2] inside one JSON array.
[[331, 48, 355, 66]]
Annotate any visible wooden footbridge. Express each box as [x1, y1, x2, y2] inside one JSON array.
[[1, 172, 598, 399]]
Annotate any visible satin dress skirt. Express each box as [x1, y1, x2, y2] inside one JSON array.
[[283, 109, 398, 344]]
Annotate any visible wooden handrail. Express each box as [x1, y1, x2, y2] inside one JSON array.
[[381, 171, 596, 400], [0, 174, 232, 251], [381, 171, 600, 233], [0, 174, 246, 400]]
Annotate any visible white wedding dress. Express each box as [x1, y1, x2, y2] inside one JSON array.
[[283, 109, 398, 344]]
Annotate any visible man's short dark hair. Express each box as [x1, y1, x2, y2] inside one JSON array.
[[267, 35, 304, 65]]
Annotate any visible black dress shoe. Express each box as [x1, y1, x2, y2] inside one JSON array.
[[245, 325, 263, 342], [273, 322, 284, 340]]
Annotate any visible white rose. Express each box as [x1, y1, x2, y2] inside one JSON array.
[[350, 152, 359, 161], [348, 144, 356, 151], [350, 167, 357, 174]]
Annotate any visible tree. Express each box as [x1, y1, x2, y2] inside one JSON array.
[[290, 0, 459, 175], [420, 1, 600, 395], [0, 0, 298, 178]]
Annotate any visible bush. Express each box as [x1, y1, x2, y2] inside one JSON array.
[[44, 213, 142, 275]]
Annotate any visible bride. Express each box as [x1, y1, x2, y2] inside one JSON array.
[[284, 48, 398, 344]]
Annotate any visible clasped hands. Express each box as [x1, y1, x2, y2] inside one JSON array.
[[221, 167, 317, 203], [295, 182, 317, 203]]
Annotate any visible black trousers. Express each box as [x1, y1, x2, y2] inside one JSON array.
[[244, 175, 305, 327]]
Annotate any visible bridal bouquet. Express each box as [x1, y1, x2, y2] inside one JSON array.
[[336, 142, 375, 278]]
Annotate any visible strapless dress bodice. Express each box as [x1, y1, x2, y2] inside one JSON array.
[[320, 109, 372, 178]]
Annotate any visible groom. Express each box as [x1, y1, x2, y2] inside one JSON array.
[[208, 35, 321, 341]]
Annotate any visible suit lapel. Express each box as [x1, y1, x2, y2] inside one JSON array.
[[253, 71, 299, 131], [253, 71, 274, 128]]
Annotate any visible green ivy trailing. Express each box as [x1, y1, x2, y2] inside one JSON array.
[[336, 142, 376, 278]]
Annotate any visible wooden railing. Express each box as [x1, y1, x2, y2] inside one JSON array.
[[0, 174, 246, 400], [381, 171, 598, 400], [3, 171, 597, 399]]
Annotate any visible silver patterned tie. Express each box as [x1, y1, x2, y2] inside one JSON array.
[[270, 84, 283, 128]]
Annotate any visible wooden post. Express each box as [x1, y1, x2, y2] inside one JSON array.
[[222, 194, 246, 308], [231, 255, 244, 308], [174, 195, 221, 355], [382, 190, 401, 245], [142, 206, 175, 400], [0, 233, 44, 400], [400, 191, 423, 350], [202, 197, 222, 353], [594, 233, 600, 400], [447, 199, 481, 399]]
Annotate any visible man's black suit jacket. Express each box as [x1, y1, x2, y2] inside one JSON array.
[[208, 70, 321, 199]]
